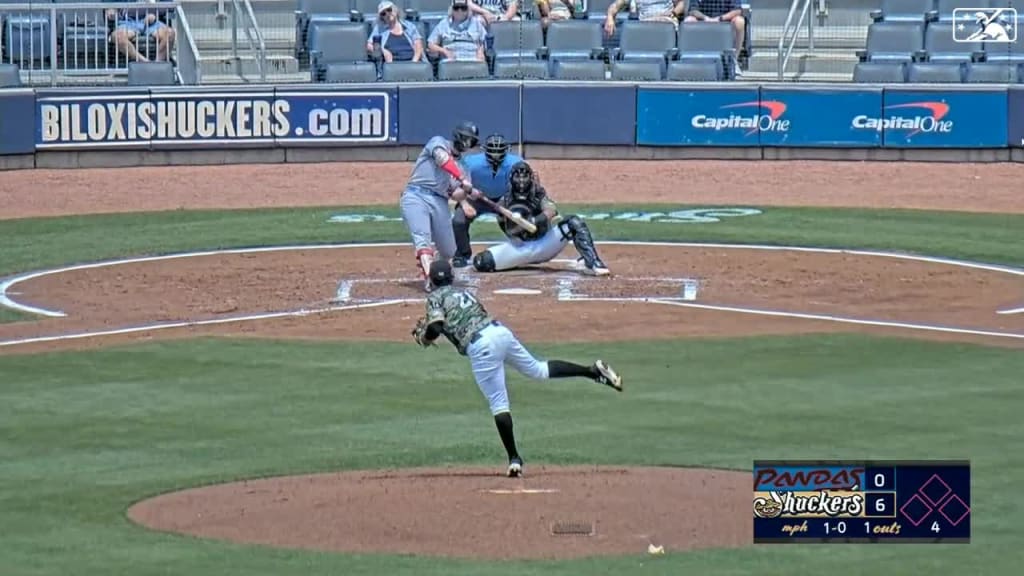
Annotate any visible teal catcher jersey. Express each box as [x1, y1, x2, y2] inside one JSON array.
[[461, 152, 524, 200]]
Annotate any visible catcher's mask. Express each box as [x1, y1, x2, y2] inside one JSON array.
[[483, 134, 508, 171], [429, 259, 454, 287], [452, 121, 480, 157], [509, 161, 534, 202]]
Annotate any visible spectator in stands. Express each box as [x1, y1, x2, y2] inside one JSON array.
[[536, 0, 579, 30], [106, 0, 176, 63], [469, 0, 521, 25], [684, 0, 745, 75], [604, 0, 687, 37], [428, 0, 488, 62], [367, 1, 426, 62]]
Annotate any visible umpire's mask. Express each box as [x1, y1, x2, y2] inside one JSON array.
[[484, 134, 508, 172]]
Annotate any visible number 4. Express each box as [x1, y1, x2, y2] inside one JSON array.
[[932, 521, 941, 533]]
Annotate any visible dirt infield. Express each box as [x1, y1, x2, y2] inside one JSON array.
[[3, 159, 1024, 559], [127, 465, 750, 559]]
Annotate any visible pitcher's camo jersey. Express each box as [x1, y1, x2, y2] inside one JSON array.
[[426, 285, 494, 354]]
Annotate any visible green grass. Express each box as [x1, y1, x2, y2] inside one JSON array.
[[0, 335, 1021, 576], [0, 205, 1022, 278]]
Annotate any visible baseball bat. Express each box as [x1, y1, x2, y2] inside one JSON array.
[[475, 196, 538, 234]]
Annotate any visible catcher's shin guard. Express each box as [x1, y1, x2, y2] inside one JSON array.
[[560, 216, 609, 275]]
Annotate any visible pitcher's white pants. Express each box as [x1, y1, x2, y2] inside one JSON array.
[[465, 322, 549, 415]]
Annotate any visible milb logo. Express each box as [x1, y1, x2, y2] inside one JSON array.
[[952, 7, 1017, 43], [851, 102, 953, 137], [690, 101, 790, 136]]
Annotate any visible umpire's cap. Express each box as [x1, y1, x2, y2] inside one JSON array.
[[429, 259, 454, 287]]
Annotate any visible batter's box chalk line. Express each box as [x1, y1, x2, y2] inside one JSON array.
[[330, 274, 699, 303]]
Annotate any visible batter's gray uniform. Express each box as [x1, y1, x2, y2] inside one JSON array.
[[400, 135, 467, 263]]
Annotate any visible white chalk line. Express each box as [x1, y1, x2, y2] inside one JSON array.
[[1, 242, 1020, 344], [563, 297, 1024, 341], [0, 300, 413, 348], [997, 306, 1024, 315]]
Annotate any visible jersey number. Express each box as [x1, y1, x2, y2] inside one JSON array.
[[458, 292, 478, 309]]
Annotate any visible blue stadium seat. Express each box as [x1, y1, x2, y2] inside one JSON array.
[[4, 0, 54, 65], [907, 61, 964, 82], [381, 60, 434, 81], [487, 20, 544, 61], [127, 61, 175, 85], [0, 62, 21, 87], [612, 20, 678, 77], [610, 59, 662, 81], [852, 61, 907, 83], [323, 61, 379, 82], [983, 15, 1024, 63], [935, 0, 987, 23], [870, 0, 937, 23], [296, 0, 356, 59], [437, 59, 490, 80], [542, 19, 606, 75], [964, 61, 1017, 83], [493, 59, 550, 79], [551, 58, 606, 80], [677, 22, 736, 80], [309, 21, 373, 81], [857, 21, 927, 63], [666, 59, 721, 81], [924, 21, 983, 63]]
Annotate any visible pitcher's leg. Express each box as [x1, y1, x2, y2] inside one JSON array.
[[468, 330, 522, 476], [502, 327, 623, 391]]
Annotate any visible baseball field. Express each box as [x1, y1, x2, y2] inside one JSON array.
[[1, 159, 1023, 575]]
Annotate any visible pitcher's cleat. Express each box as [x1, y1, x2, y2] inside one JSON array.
[[507, 458, 523, 478], [594, 360, 623, 391]]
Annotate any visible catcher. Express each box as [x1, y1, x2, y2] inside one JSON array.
[[412, 259, 623, 477], [470, 161, 611, 276]]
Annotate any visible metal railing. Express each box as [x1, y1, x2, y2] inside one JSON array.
[[233, 0, 267, 82], [777, 0, 815, 81], [0, 2, 181, 85], [174, 4, 202, 84]]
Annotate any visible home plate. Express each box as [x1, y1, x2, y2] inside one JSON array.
[[480, 488, 560, 495], [494, 288, 542, 295]]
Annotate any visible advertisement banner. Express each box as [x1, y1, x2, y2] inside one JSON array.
[[758, 88, 883, 147], [35, 89, 397, 149], [0, 89, 36, 155], [397, 85, 520, 145], [1008, 87, 1024, 148], [522, 84, 636, 145], [636, 87, 763, 146], [877, 89, 1007, 148]]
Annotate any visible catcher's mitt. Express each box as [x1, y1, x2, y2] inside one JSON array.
[[412, 317, 436, 347]]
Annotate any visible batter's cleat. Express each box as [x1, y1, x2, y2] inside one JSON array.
[[507, 458, 523, 478], [423, 277, 434, 292], [451, 255, 471, 268], [593, 360, 623, 391]]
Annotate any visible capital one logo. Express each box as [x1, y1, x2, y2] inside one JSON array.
[[851, 102, 954, 137], [690, 100, 790, 136]]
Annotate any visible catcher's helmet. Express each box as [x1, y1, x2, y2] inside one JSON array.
[[452, 121, 480, 155], [429, 259, 454, 287], [483, 134, 509, 169], [509, 161, 534, 202]]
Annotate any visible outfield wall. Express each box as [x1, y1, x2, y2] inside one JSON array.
[[2, 82, 1024, 170]]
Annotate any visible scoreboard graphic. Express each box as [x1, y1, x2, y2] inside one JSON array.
[[753, 460, 970, 543]]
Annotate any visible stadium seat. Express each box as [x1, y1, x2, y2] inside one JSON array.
[[381, 60, 434, 81], [405, 0, 451, 25], [0, 63, 21, 87], [612, 20, 678, 76], [935, 0, 986, 23], [666, 59, 721, 82], [323, 61, 379, 82], [983, 16, 1024, 63], [296, 0, 356, 58], [57, 4, 110, 66], [309, 22, 373, 81], [870, 0, 937, 23], [437, 60, 490, 80], [852, 61, 907, 83], [610, 59, 662, 81], [856, 22, 926, 63], [487, 20, 544, 61], [543, 20, 606, 62], [676, 22, 736, 80], [907, 61, 964, 83], [924, 21, 984, 63], [493, 59, 550, 80], [127, 61, 175, 86], [350, 0, 393, 21], [4, 2, 54, 64], [964, 61, 1018, 83], [551, 58, 606, 80]]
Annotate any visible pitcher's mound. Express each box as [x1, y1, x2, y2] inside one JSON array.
[[128, 465, 752, 559]]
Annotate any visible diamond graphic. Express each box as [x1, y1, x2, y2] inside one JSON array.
[[938, 494, 971, 526], [899, 494, 933, 526], [919, 474, 953, 507]]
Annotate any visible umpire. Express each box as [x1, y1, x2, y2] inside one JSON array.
[[451, 133, 523, 267]]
